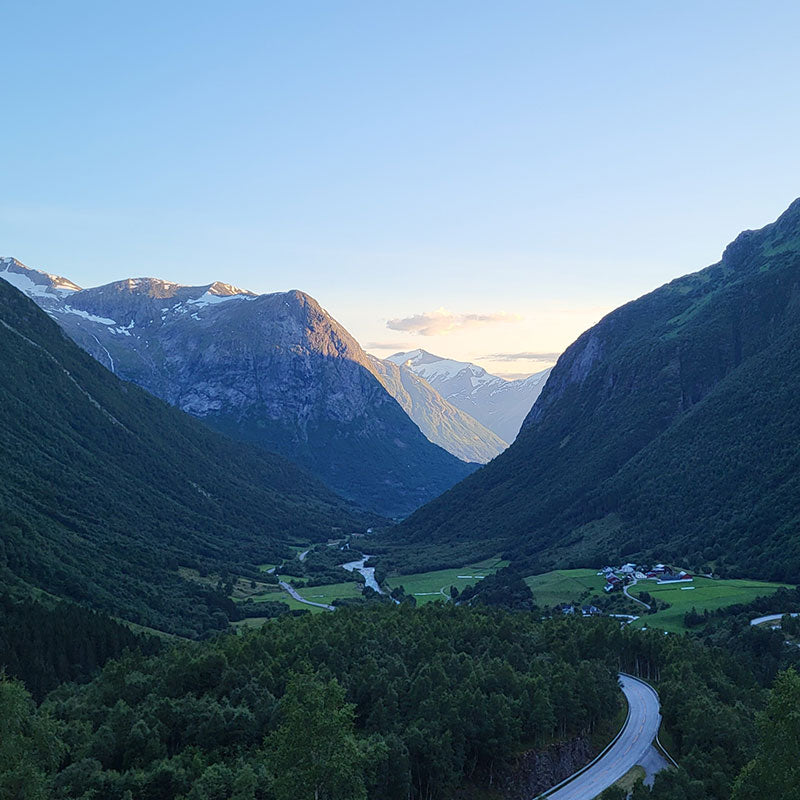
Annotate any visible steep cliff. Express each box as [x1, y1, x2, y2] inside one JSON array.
[[393, 199, 800, 579]]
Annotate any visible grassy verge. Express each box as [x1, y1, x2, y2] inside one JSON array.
[[608, 765, 646, 796]]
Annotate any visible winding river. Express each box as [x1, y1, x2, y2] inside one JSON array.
[[341, 554, 383, 593]]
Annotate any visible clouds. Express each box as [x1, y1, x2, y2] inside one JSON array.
[[386, 307, 522, 336], [478, 351, 561, 362], [364, 341, 418, 351]]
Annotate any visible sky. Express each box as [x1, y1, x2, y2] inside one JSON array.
[[3, 1, 800, 377]]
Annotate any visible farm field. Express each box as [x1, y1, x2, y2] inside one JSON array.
[[289, 580, 364, 605], [385, 557, 510, 603], [233, 582, 330, 614], [523, 568, 607, 607], [629, 576, 790, 633]]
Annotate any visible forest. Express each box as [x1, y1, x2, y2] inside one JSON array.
[[2, 589, 800, 800]]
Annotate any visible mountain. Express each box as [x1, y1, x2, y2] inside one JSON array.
[[391, 199, 800, 582], [0, 276, 367, 635], [367, 355, 507, 462], [386, 349, 552, 444], [0, 259, 476, 517]]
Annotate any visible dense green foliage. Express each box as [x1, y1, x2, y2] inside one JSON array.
[[0, 594, 160, 702], [22, 605, 620, 800], [457, 567, 536, 611], [0, 281, 368, 635], [266, 674, 376, 800], [732, 668, 800, 800], [0, 674, 65, 800], [641, 594, 800, 800], [390, 199, 800, 582], [3, 589, 800, 800]]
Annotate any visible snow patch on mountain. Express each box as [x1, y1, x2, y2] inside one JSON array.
[[0, 257, 81, 298], [61, 306, 118, 325]]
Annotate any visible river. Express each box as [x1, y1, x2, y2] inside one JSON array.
[[341, 554, 383, 593]]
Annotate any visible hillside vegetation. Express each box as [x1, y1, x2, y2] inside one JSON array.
[[391, 199, 800, 582], [0, 280, 367, 635]]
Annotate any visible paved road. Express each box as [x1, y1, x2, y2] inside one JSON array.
[[623, 578, 651, 610], [541, 674, 662, 800], [750, 612, 799, 627], [279, 580, 335, 611]]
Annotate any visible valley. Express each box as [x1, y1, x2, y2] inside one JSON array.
[[221, 536, 791, 639], [3, 201, 800, 800], [6, 9, 800, 800]]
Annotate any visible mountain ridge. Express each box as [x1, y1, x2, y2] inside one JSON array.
[[0, 276, 368, 635], [1, 258, 481, 516]]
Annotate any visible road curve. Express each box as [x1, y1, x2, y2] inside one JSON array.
[[540, 674, 662, 800], [279, 580, 335, 611], [623, 578, 651, 610], [750, 612, 799, 627]]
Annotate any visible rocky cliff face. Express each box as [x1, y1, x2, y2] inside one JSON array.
[[0, 258, 476, 517], [495, 735, 593, 800], [368, 355, 507, 463], [393, 198, 800, 579]]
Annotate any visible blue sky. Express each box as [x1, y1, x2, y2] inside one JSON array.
[[3, 1, 800, 375]]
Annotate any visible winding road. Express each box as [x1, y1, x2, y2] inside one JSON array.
[[540, 674, 665, 800], [623, 578, 651, 610], [278, 580, 335, 611]]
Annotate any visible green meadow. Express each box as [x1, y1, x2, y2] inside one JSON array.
[[629, 576, 790, 633], [523, 568, 608, 607], [385, 557, 510, 603], [289, 580, 364, 605]]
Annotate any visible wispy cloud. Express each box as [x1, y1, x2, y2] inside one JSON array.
[[386, 308, 522, 336], [365, 341, 417, 351], [479, 351, 561, 362]]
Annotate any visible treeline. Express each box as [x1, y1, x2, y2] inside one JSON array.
[[3, 591, 800, 799], [0, 594, 160, 702], [3, 605, 622, 800]]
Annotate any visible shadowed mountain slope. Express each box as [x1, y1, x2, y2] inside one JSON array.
[[0, 278, 367, 635], [391, 199, 800, 581], [0, 259, 477, 517]]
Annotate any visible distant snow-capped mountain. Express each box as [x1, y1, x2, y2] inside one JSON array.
[[386, 349, 552, 444], [0, 257, 494, 516]]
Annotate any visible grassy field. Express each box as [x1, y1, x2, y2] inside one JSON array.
[[246, 577, 364, 606], [523, 568, 607, 607], [385, 557, 509, 603], [289, 580, 364, 605], [629, 576, 790, 633]]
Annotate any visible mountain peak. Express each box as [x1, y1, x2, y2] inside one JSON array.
[[387, 348, 443, 366], [0, 257, 82, 295], [206, 280, 254, 297]]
